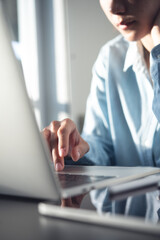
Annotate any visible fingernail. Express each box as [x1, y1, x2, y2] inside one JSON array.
[[59, 148, 66, 157], [55, 162, 63, 171], [77, 151, 80, 159]]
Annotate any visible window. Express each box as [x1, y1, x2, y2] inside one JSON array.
[[9, 0, 71, 129]]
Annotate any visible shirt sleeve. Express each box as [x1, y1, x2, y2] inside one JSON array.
[[150, 44, 160, 122], [80, 46, 115, 166]]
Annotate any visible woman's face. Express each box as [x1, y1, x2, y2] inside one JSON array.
[[100, 0, 160, 41]]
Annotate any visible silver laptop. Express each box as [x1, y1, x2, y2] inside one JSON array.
[[0, 2, 160, 203]]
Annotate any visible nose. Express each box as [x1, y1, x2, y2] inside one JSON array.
[[109, 0, 126, 15]]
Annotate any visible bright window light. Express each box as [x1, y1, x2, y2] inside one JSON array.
[[17, 0, 39, 102], [53, 0, 71, 107], [17, 0, 41, 128]]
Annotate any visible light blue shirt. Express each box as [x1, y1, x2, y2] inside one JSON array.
[[79, 35, 160, 222]]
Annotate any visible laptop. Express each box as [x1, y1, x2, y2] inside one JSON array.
[[0, 2, 160, 204]]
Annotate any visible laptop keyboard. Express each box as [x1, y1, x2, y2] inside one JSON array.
[[57, 173, 114, 189]]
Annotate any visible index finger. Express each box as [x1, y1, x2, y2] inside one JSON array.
[[57, 118, 76, 157]]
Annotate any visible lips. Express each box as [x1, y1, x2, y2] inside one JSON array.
[[116, 18, 136, 30]]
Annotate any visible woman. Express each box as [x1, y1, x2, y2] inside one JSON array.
[[43, 0, 160, 222]]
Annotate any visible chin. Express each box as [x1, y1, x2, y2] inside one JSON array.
[[122, 33, 142, 42], [122, 30, 149, 42]]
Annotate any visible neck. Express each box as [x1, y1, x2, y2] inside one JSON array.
[[141, 34, 154, 52], [140, 34, 154, 70], [143, 46, 150, 70]]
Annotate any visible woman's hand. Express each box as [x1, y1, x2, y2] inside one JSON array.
[[151, 9, 160, 46], [141, 9, 160, 52], [42, 118, 89, 171]]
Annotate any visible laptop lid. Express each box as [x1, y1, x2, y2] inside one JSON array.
[[0, 1, 61, 202]]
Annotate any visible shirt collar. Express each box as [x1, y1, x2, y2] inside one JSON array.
[[123, 40, 144, 72]]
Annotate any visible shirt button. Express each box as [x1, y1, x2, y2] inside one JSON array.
[[157, 54, 160, 59]]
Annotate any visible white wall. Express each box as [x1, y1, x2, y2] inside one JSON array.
[[67, 0, 118, 130]]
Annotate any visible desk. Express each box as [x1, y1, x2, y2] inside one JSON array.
[[0, 197, 160, 240]]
